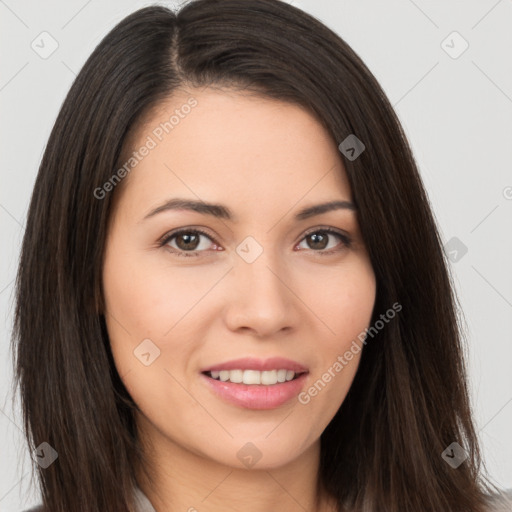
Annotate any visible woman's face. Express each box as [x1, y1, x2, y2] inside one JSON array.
[[102, 87, 376, 469]]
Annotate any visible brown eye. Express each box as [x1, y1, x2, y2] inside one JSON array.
[[297, 228, 351, 254], [160, 228, 218, 257], [174, 232, 201, 251], [306, 232, 329, 250]]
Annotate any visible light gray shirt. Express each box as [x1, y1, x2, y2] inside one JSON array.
[[23, 486, 156, 512], [133, 486, 157, 512], [23, 486, 512, 511]]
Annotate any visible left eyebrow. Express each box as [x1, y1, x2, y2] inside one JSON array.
[[294, 200, 357, 220], [141, 197, 357, 222]]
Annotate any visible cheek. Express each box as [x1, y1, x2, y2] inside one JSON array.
[[294, 256, 375, 423], [101, 242, 218, 407], [102, 251, 170, 337], [101, 253, 193, 426], [103, 241, 225, 338], [301, 255, 376, 348]]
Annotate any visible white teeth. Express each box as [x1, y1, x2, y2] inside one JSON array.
[[207, 369, 299, 385], [243, 370, 261, 385], [276, 369, 287, 382], [229, 369, 243, 383], [260, 370, 277, 385]]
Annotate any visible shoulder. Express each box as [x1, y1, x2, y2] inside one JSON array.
[[21, 486, 156, 512], [19, 489, 512, 511]]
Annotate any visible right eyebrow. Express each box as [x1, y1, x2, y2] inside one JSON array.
[[142, 198, 233, 221]]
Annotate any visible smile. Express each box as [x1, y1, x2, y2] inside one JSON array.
[[204, 369, 303, 385], [201, 370, 309, 410]]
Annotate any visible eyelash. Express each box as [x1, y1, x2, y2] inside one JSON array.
[[158, 227, 352, 258]]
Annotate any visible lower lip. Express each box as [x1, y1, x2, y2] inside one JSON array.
[[201, 372, 308, 410]]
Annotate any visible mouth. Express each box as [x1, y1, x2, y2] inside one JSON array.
[[200, 368, 309, 410], [202, 369, 306, 385]]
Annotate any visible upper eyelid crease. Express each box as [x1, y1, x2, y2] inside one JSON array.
[[160, 227, 351, 256]]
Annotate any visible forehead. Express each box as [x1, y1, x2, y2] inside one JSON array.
[[114, 87, 352, 217]]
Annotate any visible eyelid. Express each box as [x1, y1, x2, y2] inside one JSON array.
[[297, 226, 352, 254], [300, 225, 350, 242], [159, 225, 352, 257], [158, 227, 218, 256]]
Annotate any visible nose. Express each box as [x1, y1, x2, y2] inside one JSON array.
[[223, 250, 299, 338]]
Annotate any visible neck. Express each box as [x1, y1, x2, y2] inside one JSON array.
[[135, 413, 337, 512]]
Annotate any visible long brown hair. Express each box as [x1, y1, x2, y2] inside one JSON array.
[[12, 1, 504, 510]]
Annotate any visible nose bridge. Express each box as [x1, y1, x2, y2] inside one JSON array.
[[237, 238, 288, 303], [225, 236, 297, 333]]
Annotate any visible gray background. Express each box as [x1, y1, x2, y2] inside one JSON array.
[[1, 0, 511, 509]]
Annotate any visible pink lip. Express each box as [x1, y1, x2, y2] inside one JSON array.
[[201, 372, 309, 410], [201, 357, 308, 373]]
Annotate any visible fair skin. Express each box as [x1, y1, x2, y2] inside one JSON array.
[[102, 87, 376, 512]]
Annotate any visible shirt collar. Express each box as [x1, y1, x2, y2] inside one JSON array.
[[133, 485, 157, 512]]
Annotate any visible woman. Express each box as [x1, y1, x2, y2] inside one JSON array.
[[13, 1, 511, 511]]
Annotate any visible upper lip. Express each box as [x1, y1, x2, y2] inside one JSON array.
[[201, 357, 309, 373]]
